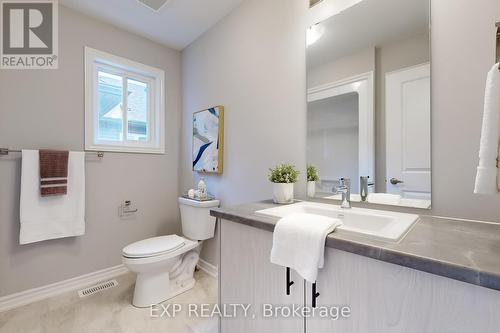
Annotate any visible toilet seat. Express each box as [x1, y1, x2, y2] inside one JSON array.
[[123, 235, 186, 259]]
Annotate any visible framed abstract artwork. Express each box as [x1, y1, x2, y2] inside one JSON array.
[[192, 106, 224, 174]]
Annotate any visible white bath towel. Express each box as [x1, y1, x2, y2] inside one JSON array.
[[474, 63, 500, 194], [20, 150, 85, 244], [270, 213, 342, 283]]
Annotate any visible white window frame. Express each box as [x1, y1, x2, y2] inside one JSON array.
[[84, 47, 165, 154]]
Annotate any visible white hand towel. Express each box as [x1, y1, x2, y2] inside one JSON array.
[[20, 150, 85, 244], [474, 63, 500, 194], [270, 213, 342, 283]]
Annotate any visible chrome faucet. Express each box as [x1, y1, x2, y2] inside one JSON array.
[[360, 176, 374, 202], [334, 178, 351, 209]]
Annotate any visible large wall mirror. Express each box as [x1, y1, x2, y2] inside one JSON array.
[[306, 0, 431, 209]]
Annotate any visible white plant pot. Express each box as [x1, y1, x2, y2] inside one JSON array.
[[307, 181, 316, 198], [272, 183, 294, 204]]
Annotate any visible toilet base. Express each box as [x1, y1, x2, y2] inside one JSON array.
[[132, 270, 171, 308], [131, 249, 200, 308], [132, 274, 196, 308], [168, 277, 196, 299]]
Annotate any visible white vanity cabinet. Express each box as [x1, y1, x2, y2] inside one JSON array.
[[306, 247, 500, 332], [220, 219, 500, 332], [220, 220, 305, 333]]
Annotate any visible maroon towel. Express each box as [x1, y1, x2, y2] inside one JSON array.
[[39, 150, 69, 197]]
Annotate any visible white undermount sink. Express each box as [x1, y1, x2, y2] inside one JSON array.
[[256, 201, 419, 242]]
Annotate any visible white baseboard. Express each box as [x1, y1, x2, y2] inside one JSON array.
[[0, 264, 128, 313], [197, 259, 218, 278]]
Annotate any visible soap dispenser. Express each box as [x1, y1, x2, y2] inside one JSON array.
[[197, 177, 207, 199]]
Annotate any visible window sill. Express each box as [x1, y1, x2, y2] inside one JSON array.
[[85, 144, 165, 155]]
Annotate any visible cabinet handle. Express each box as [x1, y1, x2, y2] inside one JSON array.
[[312, 282, 320, 308], [286, 267, 294, 295]]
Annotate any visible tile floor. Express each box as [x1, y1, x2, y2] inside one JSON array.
[[0, 270, 218, 333]]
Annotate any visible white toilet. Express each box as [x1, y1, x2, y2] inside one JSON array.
[[122, 197, 220, 307]]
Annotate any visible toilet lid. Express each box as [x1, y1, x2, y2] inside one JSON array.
[[122, 235, 186, 258]]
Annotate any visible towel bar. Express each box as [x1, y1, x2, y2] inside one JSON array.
[[0, 148, 104, 158]]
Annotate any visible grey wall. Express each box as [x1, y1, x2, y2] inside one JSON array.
[[181, 0, 307, 265], [430, 0, 500, 220], [0, 6, 182, 296], [182, 0, 500, 266]]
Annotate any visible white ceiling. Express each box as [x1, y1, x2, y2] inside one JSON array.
[[307, 0, 429, 69], [60, 0, 243, 50]]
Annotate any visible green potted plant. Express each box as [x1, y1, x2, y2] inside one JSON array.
[[307, 165, 320, 198], [268, 164, 299, 204]]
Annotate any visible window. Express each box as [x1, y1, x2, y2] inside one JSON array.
[[85, 47, 165, 154]]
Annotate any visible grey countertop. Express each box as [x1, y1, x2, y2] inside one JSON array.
[[211, 200, 500, 291]]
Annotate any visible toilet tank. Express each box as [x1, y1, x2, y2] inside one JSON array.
[[178, 197, 220, 240]]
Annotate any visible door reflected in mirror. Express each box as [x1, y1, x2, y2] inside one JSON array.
[[306, 0, 431, 209]]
